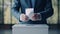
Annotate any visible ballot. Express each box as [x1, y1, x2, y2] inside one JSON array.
[[25, 8, 34, 17]]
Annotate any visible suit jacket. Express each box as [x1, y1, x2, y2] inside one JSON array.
[[11, 0, 53, 24]]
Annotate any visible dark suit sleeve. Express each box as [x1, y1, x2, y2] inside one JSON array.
[[40, 0, 54, 19], [11, 0, 21, 20]]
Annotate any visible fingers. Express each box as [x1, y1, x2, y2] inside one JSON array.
[[30, 13, 41, 21], [20, 14, 29, 22]]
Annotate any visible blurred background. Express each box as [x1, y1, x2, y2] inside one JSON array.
[[0, 0, 60, 34], [0, 0, 59, 24]]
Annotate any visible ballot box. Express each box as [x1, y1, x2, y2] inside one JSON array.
[[12, 24, 48, 34]]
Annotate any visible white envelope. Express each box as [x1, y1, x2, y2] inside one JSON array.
[[25, 8, 34, 17]]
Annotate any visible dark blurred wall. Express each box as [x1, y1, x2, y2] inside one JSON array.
[[59, 0, 60, 24], [0, 0, 4, 24]]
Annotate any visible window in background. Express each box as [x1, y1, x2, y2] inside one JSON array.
[[4, 0, 12, 24], [4, 0, 19, 24], [47, 0, 58, 24]]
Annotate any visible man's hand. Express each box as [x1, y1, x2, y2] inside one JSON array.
[[30, 13, 41, 21], [20, 14, 29, 22]]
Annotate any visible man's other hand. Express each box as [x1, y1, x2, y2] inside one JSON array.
[[30, 13, 41, 21]]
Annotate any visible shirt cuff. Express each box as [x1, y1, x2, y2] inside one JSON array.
[[37, 13, 42, 21]]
